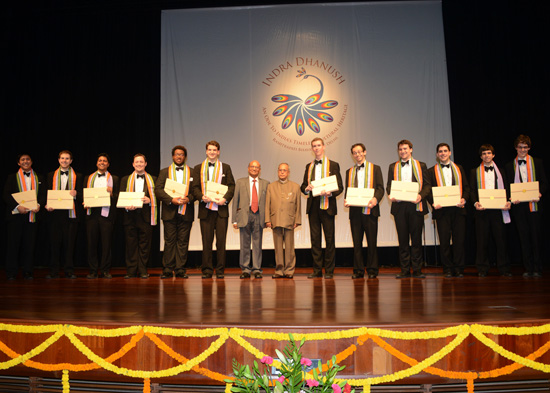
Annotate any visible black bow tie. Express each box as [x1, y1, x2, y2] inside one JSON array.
[[518, 160, 526, 165], [24, 172, 31, 177], [208, 162, 215, 167], [61, 170, 68, 176], [315, 160, 322, 165], [484, 166, 494, 172], [175, 166, 184, 171], [441, 164, 450, 169], [97, 173, 105, 177], [401, 161, 409, 167], [357, 163, 364, 169], [137, 174, 145, 179]]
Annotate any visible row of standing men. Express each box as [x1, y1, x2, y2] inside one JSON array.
[[3, 135, 547, 280]]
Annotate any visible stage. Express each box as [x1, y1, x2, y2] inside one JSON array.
[[1, 267, 550, 392]]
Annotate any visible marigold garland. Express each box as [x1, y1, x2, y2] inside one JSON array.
[[62, 369, 69, 393]]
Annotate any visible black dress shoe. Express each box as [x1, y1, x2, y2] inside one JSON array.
[[395, 272, 411, 279], [24, 274, 34, 280], [175, 272, 189, 278], [202, 273, 212, 279], [533, 272, 542, 277], [102, 272, 112, 279], [284, 274, 293, 279], [240, 272, 251, 279], [254, 272, 262, 279], [444, 273, 453, 278], [160, 272, 173, 279], [216, 274, 225, 279], [478, 272, 487, 277], [412, 272, 426, 279], [67, 274, 77, 279], [140, 274, 150, 279], [351, 273, 364, 279], [308, 273, 322, 279], [368, 274, 377, 279], [124, 275, 136, 279], [272, 274, 283, 279], [46, 274, 59, 279], [87, 273, 98, 279], [501, 272, 513, 277], [325, 273, 334, 279], [7, 276, 16, 281]]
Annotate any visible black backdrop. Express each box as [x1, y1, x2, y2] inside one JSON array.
[[2, 0, 548, 271]]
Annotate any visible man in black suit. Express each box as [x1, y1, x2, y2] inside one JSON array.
[[300, 137, 343, 279], [3, 153, 45, 280], [83, 153, 119, 279], [505, 135, 548, 277], [427, 143, 469, 278], [191, 140, 235, 279], [387, 139, 431, 279], [470, 144, 512, 277], [343, 143, 384, 279], [120, 154, 157, 279], [155, 145, 195, 279], [45, 150, 83, 279]]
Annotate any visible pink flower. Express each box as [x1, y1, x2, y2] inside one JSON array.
[[261, 356, 273, 365], [277, 376, 285, 384], [306, 379, 319, 388], [332, 383, 342, 393], [300, 357, 312, 367]]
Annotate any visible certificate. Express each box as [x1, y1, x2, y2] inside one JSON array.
[[390, 180, 419, 202], [164, 178, 187, 199], [432, 185, 461, 207], [311, 175, 339, 197], [11, 190, 38, 211], [83, 187, 110, 208], [510, 181, 539, 202], [117, 192, 144, 208], [205, 181, 228, 203], [346, 187, 374, 207], [478, 189, 507, 209], [47, 190, 74, 210]]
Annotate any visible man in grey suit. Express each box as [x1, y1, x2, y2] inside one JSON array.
[[232, 160, 269, 279]]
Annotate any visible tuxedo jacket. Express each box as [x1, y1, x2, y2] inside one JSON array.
[[191, 162, 235, 219], [386, 160, 431, 216], [232, 176, 269, 228], [427, 163, 469, 219], [3, 171, 46, 220], [155, 166, 195, 222], [344, 163, 384, 219], [46, 169, 84, 221], [505, 156, 548, 212], [120, 174, 157, 226], [469, 163, 509, 215], [82, 173, 120, 222], [300, 160, 343, 216]]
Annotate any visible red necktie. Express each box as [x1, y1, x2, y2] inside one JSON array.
[[251, 179, 258, 213]]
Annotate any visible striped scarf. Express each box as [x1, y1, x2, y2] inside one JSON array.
[[86, 171, 113, 218], [348, 161, 374, 214], [476, 162, 511, 223], [200, 159, 223, 211], [52, 167, 77, 218], [126, 172, 157, 225], [168, 163, 190, 215], [393, 158, 423, 212], [16, 168, 39, 222], [513, 155, 538, 212], [307, 156, 330, 210]]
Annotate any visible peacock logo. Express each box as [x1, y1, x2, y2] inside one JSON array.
[[271, 68, 339, 136]]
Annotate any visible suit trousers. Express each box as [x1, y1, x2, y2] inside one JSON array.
[[308, 202, 335, 275], [435, 209, 466, 274], [5, 216, 37, 278], [199, 209, 228, 275], [124, 212, 152, 276], [474, 210, 510, 274], [511, 203, 543, 274], [239, 210, 263, 273], [350, 213, 379, 275], [50, 217, 78, 275], [273, 227, 296, 276], [162, 215, 192, 274], [86, 213, 114, 274], [393, 204, 424, 273]]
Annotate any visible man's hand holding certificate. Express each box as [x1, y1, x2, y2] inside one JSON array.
[[311, 175, 338, 197], [345, 187, 374, 207], [205, 181, 228, 204]]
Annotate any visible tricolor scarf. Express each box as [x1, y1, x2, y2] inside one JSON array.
[[513, 155, 538, 212], [126, 172, 157, 225], [307, 156, 330, 210], [52, 167, 77, 218], [476, 162, 511, 224], [86, 171, 113, 218], [168, 163, 190, 215], [348, 161, 374, 214], [393, 158, 423, 212], [200, 159, 223, 211], [16, 168, 39, 223], [434, 162, 463, 208]]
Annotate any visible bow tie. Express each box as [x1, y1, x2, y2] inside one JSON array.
[[175, 166, 184, 171], [315, 160, 322, 165], [401, 161, 409, 167], [356, 163, 364, 169], [441, 164, 450, 169], [518, 160, 526, 165], [61, 170, 68, 176], [24, 172, 31, 177], [208, 162, 215, 167], [97, 173, 105, 177], [484, 166, 494, 172], [137, 174, 145, 179]]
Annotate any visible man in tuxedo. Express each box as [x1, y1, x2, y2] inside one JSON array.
[[120, 154, 157, 279], [3, 153, 45, 280], [266, 163, 301, 279], [427, 143, 469, 278], [505, 135, 548, 277], [155, 145, 195, 279], [83, 153, 119, 279], [300, 137, 343, 279], [470, 144, 512, 277], [232, 160, 269, 279], [343, 143, 384, 279], [45, 150, 83, 279], [387, 139, 431, 279], [191, 140, 235, 279]]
